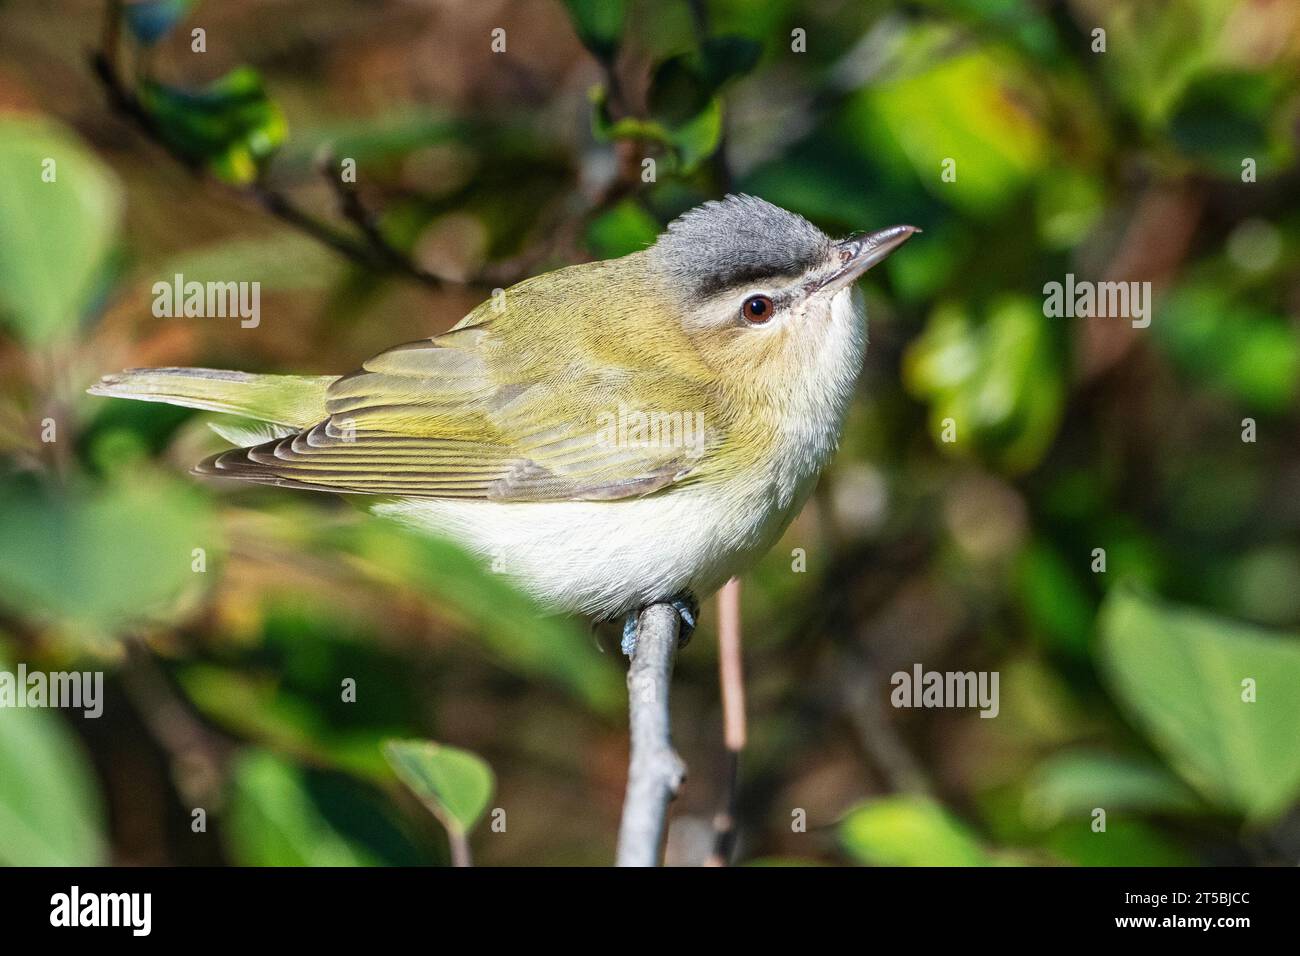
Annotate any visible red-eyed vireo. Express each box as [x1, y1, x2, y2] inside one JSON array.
[[90, 195, 916, 651]]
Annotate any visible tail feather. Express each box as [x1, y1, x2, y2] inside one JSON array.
[[88, 367, 337, 428]]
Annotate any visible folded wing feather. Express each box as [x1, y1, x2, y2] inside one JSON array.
[[198, 322, 718, 501]]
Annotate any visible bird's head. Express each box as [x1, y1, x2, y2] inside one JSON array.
[[644, 195, 916, 404]]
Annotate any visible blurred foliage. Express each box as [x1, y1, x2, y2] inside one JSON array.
[[140, 69, 287, 185], [225, 749, 429, 866], [841, 795, 1020, 866], [0, 117, 121, 345], [904, 296, 1065, 473], [0, 0, 1298, 866], [0, 472, 216, 643], [0, 653, 106, 865], [1099, 588, 1300, 821]]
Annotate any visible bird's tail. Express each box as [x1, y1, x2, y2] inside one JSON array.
[[88, 367, 336, 430]]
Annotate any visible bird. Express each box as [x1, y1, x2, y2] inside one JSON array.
[[90, 195, 917, 653]]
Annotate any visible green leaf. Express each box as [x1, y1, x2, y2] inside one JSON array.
[[276, 112, 467, 170], [585, 198, 661, 258], [1015, 538, 1095, 656], [140, 67, 287, 184], [0, 651, 107, 865], [666, 97, 724, 174], [1098, 587, 1300, 821], [123, 0, 196, 45], [0, 475, 217, 640], [225, 750, 380, 866], [648, 35, 762, 126], [588, 29, 749, 176], [383, 739, 494, 835], [589, 86, 723, 175], [1023, 752, 1206, 829], [562, 0, 626, 62], [0, 117, 122, 344], [695, 35, 764, 92], [1034, 166, 1104, 249], [841, 796, 997, 866]]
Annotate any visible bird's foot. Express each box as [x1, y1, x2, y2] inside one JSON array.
[[670, 592, 699, 647], [620, 613, 639, 658], [620, 592, 699, 659]]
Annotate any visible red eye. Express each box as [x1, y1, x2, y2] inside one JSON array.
[[742, 295, 774, 324]]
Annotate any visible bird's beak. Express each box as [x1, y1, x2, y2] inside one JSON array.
[[814, 225, 920, 294]]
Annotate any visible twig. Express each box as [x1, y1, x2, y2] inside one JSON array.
[[314, 151, 449, 285], [841, 661, 933, 796], [119, 640, 231, 810], [706, 577, 745, 866], [615, 603, 686, 867], [447, 829, 473, 868]]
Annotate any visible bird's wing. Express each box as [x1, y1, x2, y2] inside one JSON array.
[[198, 308, 721, 501]]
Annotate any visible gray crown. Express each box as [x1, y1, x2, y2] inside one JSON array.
[[649, 194, 832, 298]]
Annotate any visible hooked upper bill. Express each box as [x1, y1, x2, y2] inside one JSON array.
[[814, 225, 920, 294]]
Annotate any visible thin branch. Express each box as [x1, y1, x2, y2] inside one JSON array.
[[706, 576, 745, 866], [615, 603, 686, 867], [424, 814, 471, 868], [248, 181, 405, 273], [314, 151, 450, 285], [841, 661, 933, 796], [447, 829, 472, 868], [101, 0, 122, 74]]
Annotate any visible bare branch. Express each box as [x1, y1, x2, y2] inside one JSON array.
[[615, 603, 686, 867], [314, 151, 450, 286]]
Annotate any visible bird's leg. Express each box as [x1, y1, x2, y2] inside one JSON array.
[[622, 592, 699, 659], [669, 592, 699, 647], [621, 613, 640, 658]]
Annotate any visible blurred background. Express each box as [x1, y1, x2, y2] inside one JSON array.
[[0, 0, 1298, 866]]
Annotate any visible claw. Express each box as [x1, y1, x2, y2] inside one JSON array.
[[670, 593, 698, 647], [620, 592, 699, 659]]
